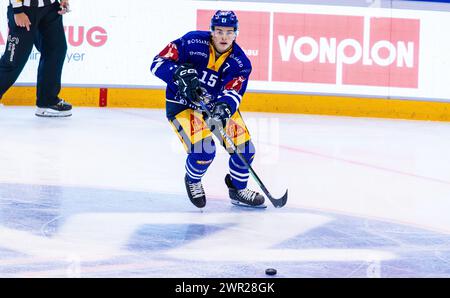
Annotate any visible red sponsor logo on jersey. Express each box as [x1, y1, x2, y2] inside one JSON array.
[[190, 114, 207, 136], [225, 76, 246, 92], [272, 13, 420, 88], [159, 42, 179, 61], [226, 119, 246, 139]]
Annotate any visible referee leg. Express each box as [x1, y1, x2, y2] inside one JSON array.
[[35, 3, 67, 107], [0, 6, 36, 99]]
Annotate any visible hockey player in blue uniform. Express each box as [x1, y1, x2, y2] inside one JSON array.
[[151, 10, 265, 209]]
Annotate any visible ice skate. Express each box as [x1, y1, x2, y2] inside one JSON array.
[[225, 174, 266, 208], [35, 99, 72, 118], [185, 174, 206, 208]]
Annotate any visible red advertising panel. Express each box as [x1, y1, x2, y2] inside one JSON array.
[[272, 12, 420, 88], [343, 17, 420, 88], [273, 13, 363, 84], [197, 10, 270, 81]]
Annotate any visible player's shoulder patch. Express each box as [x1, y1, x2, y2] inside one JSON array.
[[158, 42, 179, 61]]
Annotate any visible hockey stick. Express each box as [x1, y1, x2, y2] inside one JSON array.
[[197, 96, 288, 208]]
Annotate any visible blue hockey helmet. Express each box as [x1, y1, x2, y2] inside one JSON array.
[[210, 10, 239, 31]]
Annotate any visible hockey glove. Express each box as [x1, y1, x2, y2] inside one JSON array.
[[173, 64, 202, 102], [206, 102, 232, 131]]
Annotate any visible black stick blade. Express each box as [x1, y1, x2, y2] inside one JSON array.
[[268, 189, 288, 208]]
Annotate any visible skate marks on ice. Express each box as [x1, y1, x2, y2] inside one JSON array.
[[0, 183, 450, 277]]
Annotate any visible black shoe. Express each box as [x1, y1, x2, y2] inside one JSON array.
[[35, 99, 72, 117], [185, 174, 206, 208], [225, 174, 266, 208]]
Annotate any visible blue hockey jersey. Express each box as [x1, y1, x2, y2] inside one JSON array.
[[150, 31, 252, 118]]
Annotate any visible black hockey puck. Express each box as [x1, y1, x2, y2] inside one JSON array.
[[265, 268, 277, 276]]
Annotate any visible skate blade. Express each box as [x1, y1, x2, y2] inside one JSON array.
[[231, 200, 267, 209], [35, 108, 72, 118]]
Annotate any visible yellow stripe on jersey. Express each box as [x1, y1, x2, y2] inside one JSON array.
[[207, 44, 232, 72], [169, 120, 189, 152], [224, 111, 252, 148]]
